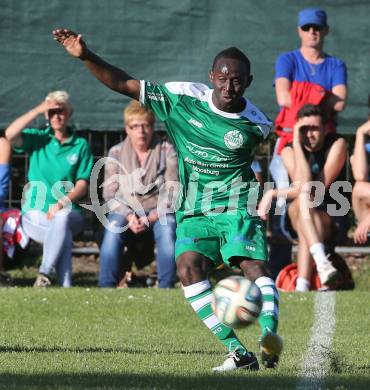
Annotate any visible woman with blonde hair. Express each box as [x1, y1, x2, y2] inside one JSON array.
[[99, 100, 178, 288], [5, 91, 93, 287]]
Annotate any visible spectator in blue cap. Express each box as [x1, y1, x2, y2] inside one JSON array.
[[267, 7, 348, 286], [298, 7, 327, 28]]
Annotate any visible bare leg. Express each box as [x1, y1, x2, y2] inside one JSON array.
[[237, 258, 267, 281], [352, 182, 370, 243], [352, 181, 370, 223], [176, 251, 212, 286], [312, 210, 332, 243], [288, 197, 337, 288], [296, 233, 313, 285], [288, 200, 312, 286]]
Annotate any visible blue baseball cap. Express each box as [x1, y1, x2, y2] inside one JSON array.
[[298, 8, 327, 27]]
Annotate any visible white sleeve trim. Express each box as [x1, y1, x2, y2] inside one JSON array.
[[164, 82, 209, 100], [257, 123, 272, 139], [243, 99, 272, 139], [139, 80, 146, 105]]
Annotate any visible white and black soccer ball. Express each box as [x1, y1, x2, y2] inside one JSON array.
[[212, 276, 262, 329]]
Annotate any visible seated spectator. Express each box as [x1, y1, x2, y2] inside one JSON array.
[[268, 7, 347, 281], [0, 137, 12, 285], [99, 101, 178, 288], [0, 138, 29, 287], [0, 138, 11, 210], [258, 104, 347, 291], [351, 119, 370, 244], [5, 91, 93, 287]]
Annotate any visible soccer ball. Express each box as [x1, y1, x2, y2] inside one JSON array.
[[212, 276, 262, 329]]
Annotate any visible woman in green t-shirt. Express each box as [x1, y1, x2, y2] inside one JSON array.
[[5, 91, 93, 287]]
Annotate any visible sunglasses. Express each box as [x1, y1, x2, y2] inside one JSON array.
[[299, 125, 321, 132], [48, 108, 67, 116], [301, 24, 324, 32]]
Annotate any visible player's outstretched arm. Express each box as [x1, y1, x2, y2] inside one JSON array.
[[53, 29, 140, 100]]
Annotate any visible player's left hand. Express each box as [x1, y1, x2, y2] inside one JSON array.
[[47, 202, 63, 220]]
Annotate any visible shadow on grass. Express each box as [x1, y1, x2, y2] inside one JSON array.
[[1, 346, 369, 389], [328, 349, 370, 374], [69, 272, 99, 287], [11, 272, 99, 288], [0, 372, 296, 390], [0, 372, 369, 390], [0, 345, 218, 355]]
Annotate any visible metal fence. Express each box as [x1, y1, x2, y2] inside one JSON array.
[[3, 130, 357, 210]]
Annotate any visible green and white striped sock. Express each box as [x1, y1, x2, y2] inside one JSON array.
[[255, 276, 279, 336], [184, 280, 248, 354]]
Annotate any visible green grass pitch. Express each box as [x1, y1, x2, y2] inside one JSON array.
[[0, 287, 369, 389]]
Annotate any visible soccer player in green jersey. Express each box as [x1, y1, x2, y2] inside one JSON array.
[[53, 28, 283, 371]]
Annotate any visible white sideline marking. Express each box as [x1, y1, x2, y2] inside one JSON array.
[[296, 292, 336, 390]]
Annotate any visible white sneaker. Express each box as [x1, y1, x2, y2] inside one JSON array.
[[212, 348, 259, 372], [317, 260, 339, 286]]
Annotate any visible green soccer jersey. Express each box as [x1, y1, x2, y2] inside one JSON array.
[[140, 81, 271, 221], [14, 127, 93, 213]]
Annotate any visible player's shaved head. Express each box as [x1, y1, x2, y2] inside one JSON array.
[[212, 47, 251, 75]]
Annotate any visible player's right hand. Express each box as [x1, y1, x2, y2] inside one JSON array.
[[53, 29, 87, 59]]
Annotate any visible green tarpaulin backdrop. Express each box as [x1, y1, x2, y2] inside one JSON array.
[[1, 0, 369, 132]]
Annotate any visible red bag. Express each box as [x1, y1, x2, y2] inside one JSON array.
[[275, 263, 321, 292], [275, 253, 355, 292]]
